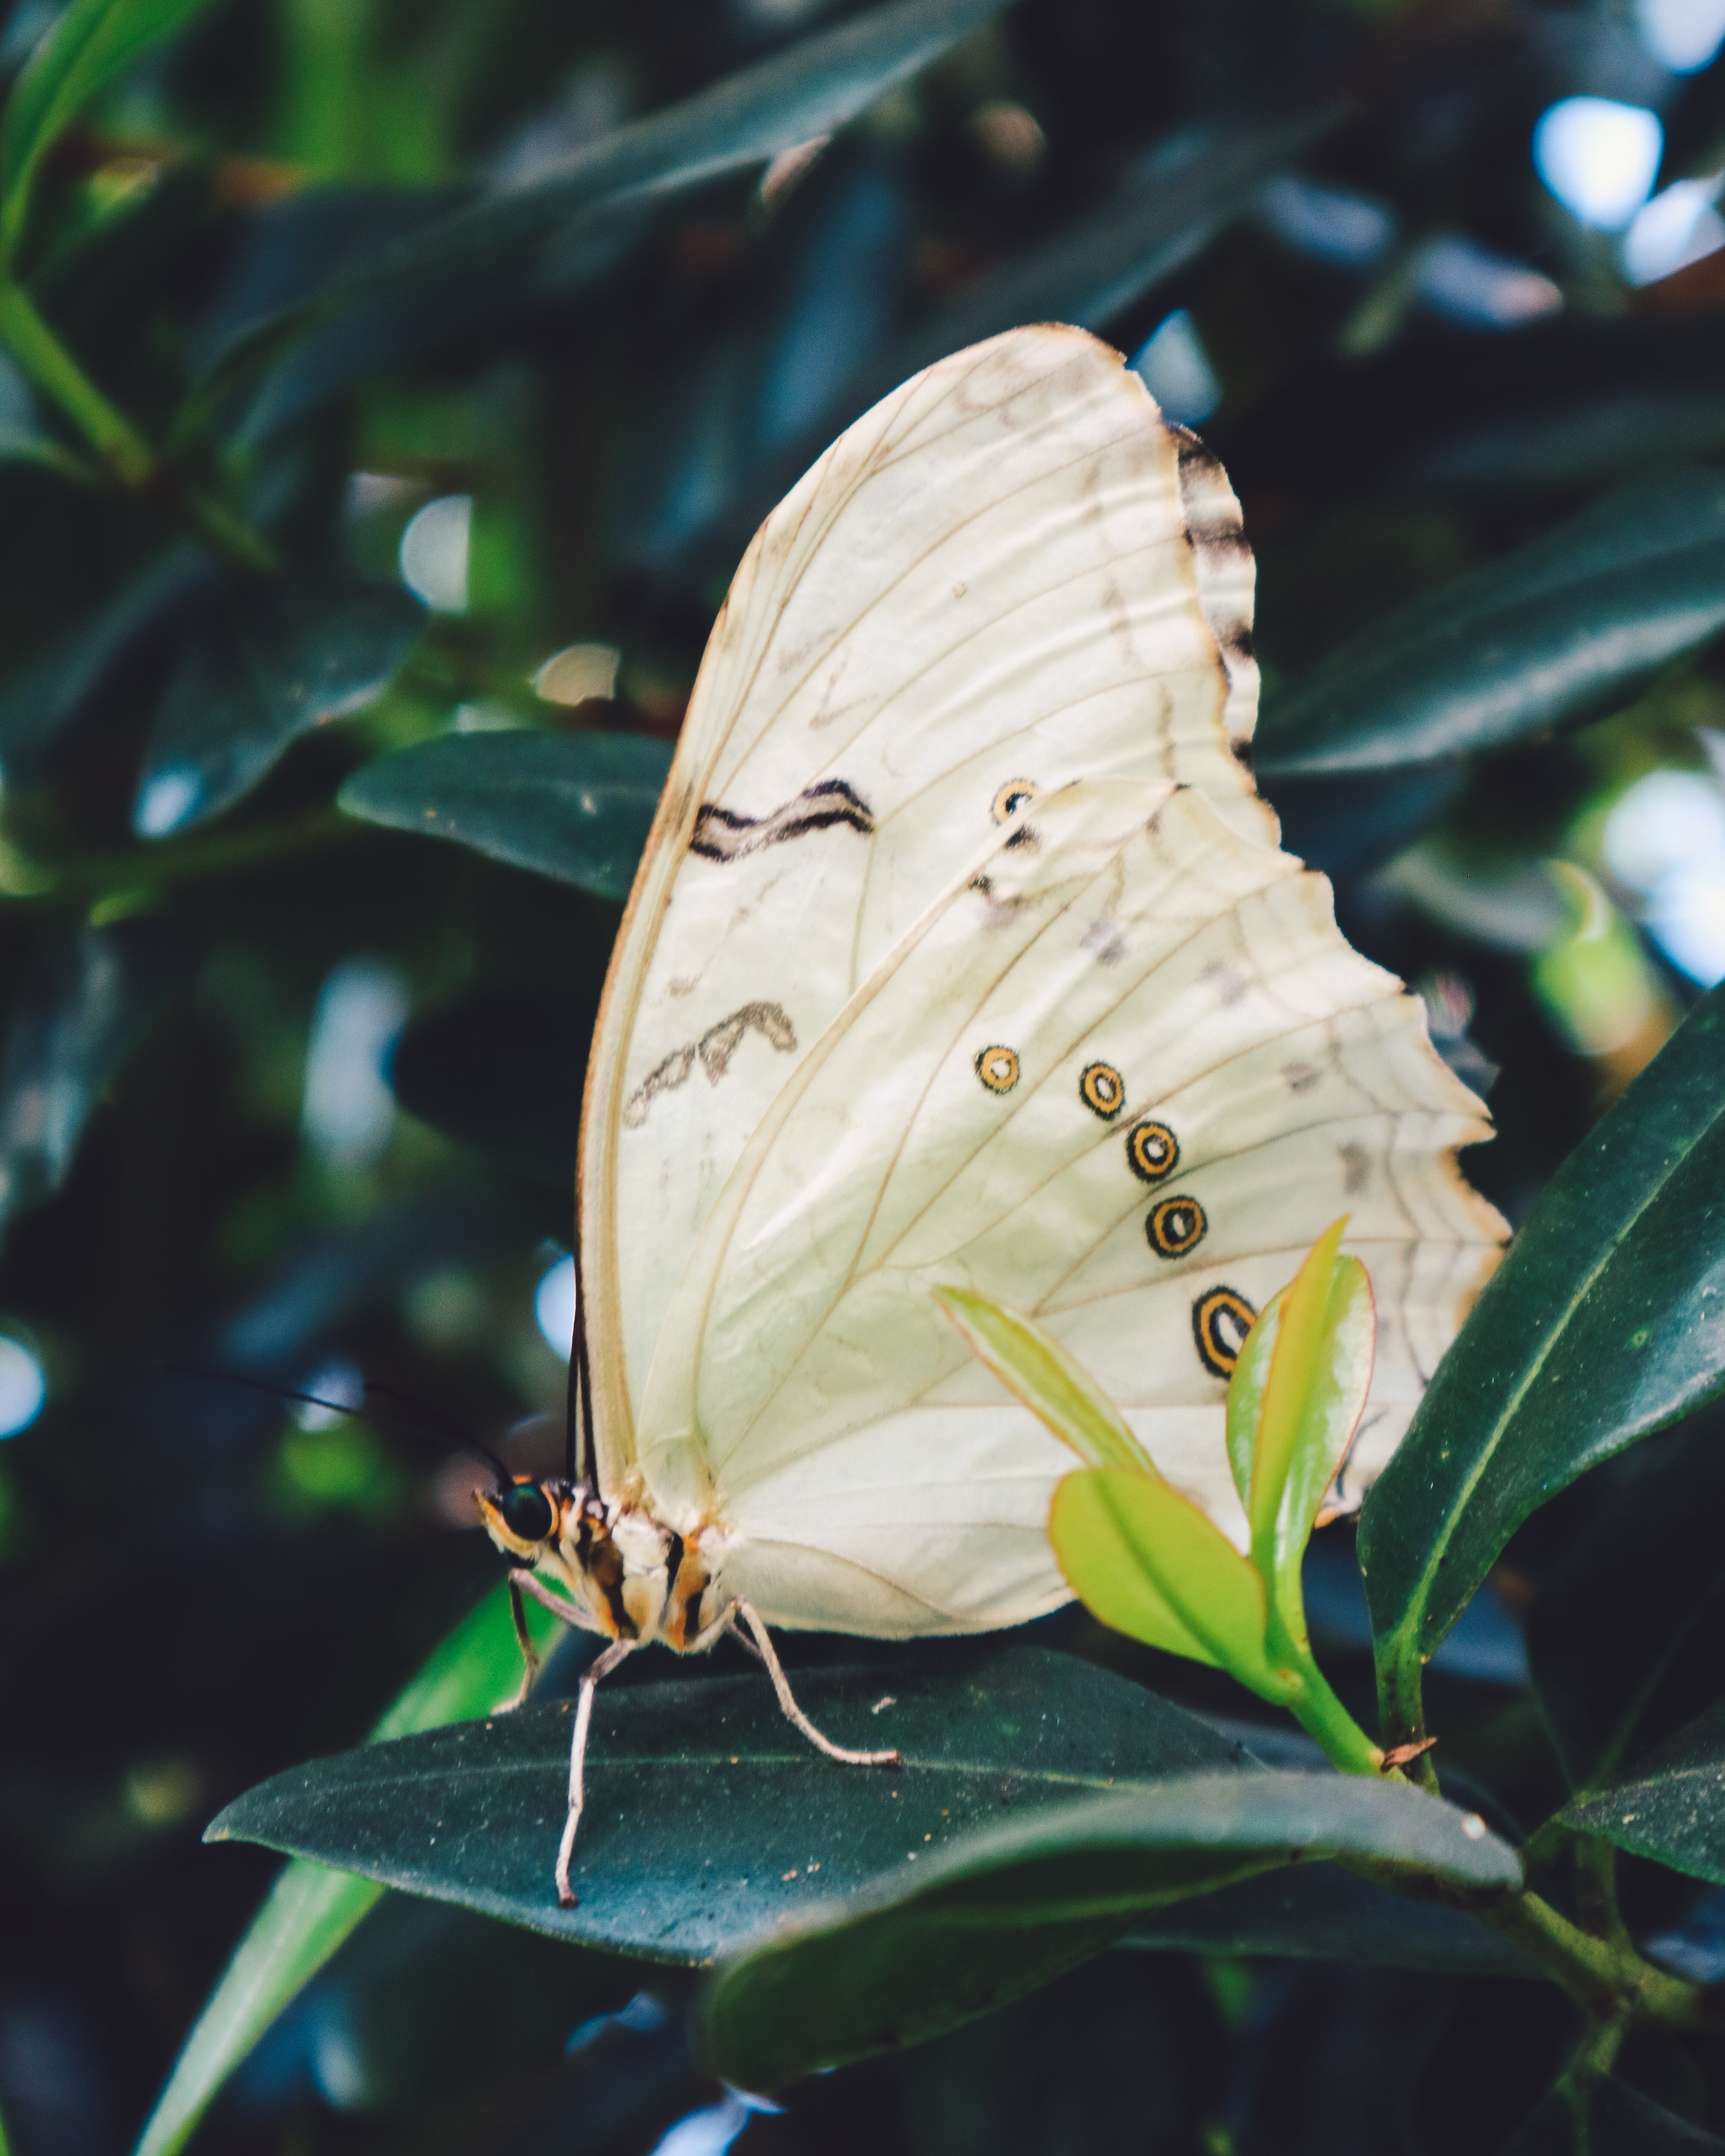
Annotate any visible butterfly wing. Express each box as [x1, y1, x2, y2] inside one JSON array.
[[582, 325, 1269, 1487], [633, 780, 1506, 1636]]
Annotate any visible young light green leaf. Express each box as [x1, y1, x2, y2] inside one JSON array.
[[1224, 1289, 1281, 1512], [1259, 1240, 1374, 1603], [934, 1286, 1154, 1474], [1049, 1468, 1283, 1694], [0, 0, 221, 262], [132, 1582, 554, 2156], [1361, 982, 1725, 1746]]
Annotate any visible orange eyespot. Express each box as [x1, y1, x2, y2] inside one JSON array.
[[1193, 1287, 1256, 1377], [976, 1045, 1020, 1094], [1079, 1062, 1125, 1120], [1127, 1120, 1178, 1182], [1147, 1195, 1207, 1258], [991, 778, 1039, 823]]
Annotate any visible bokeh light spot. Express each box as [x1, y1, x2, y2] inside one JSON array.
[[399, 493, 472, 613], [536, 1252, 575, 1361], [1533, 98, 1664, 231], [0, 1336, 45, 1437]]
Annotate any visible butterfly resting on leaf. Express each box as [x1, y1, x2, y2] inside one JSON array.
[[473, 323, 1508, 1908]]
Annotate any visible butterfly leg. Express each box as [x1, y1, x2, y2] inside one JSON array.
[[556, 1635, 636, 1908], [734, 1601, 900, 1769], [500, 1568, 603, 1712]]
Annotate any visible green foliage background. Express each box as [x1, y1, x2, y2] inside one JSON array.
[[0, 0, 1723, 2151]]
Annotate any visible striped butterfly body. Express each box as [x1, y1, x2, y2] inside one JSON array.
[[475, 324, 1507, 1905]]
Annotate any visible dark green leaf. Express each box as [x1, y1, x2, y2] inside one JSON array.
[[1506, 2075, 1725, 2154], [206, 1650, 1256, 1953], [135, 1584, 558, 2156], [695, 1769, 1518, 2088], [0, 0, 221, 261], [1121, 1860, 1537, 1976], [337, 730, 672, 898], [0, 924, 178, 1241], [0, 545, 211, 775], [1255, 474, 1725, 779], [132, 574, 424, 837], [1359, 987, 1725, 1730], [1528, 1412, 1725, 1791], [1561, 1701, 1725, 1885]]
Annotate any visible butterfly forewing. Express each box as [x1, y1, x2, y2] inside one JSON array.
[[582, 327, 1270, 1486], [631, 781, 1505, 1636]]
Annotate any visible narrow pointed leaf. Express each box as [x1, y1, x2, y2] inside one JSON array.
[[935, 1287, 1154, 1474], [694, 1771, 1520, 2088], [338, 731, 673, 898], [1361, 986, 1725, 1736], [1, 0, 221, 258], [132, 1583, 553, 2156], [1255, 472, 1725, 779], [1049, 1468, 1277, 1688]]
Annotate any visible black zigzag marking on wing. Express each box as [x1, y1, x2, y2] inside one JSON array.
[[691, 778, 874, 862]]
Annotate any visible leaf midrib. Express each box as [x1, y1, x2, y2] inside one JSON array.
[[1397, 1107, 1718, 1654]]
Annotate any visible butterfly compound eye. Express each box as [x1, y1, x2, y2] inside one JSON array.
[[500, 1481, 555, 1543]]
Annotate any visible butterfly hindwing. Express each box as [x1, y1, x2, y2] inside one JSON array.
[[633, 781, 1505, 1636]]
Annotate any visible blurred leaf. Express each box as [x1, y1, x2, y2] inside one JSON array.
[[133, 1582, 555, 2156], [337, 730, 672, 898], [1361, 986, 1725, 1741], [1270, 763, 1468, 882], [132, 573, 424, 837], [1256, 474, 1725, 780], [885, 111, 1339, 382], [1528, 1414, 1725, 1792], [215, 0, 1012, 432], [1049, 1470, 1276, 1682], [934, 1287, 1154, 1473], [0, 544, 211, 777], [0, 924, 179, 1238], [1506, 2072, 1725, 2153], [1560, 1700, 1725, 1885], [373, 0, 1012, 288], [1216, 316, 1725, 504], [694, 1771, 1519, 2089], [1121, 1860, 1537, 1976], [272, 1896, 644, 2115], [0, 0, 222, 261], [208, 1648, 1257, 1947]]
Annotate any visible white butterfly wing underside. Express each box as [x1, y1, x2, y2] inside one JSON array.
[[633, 782, 1505, 1636], [584, 325, 1269, 1481]]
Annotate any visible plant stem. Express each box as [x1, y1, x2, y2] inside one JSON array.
[[1478, 1884, 1710, 2029], [0, 277, 157, 484], [0, 279, 279, 573], [1282, 1652, 1385, 1777]]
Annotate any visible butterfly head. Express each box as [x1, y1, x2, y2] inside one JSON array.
[[477, 1476, 570, 1563]]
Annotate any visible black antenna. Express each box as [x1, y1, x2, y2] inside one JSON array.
[[569, 1212, 593, 1485], [166, 1363, 512, 1483]]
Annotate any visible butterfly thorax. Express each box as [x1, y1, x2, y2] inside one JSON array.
[[477, 1477, 720, 1650]]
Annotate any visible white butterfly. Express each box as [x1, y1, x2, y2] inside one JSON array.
[[477, 324, 1507, 1904]]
